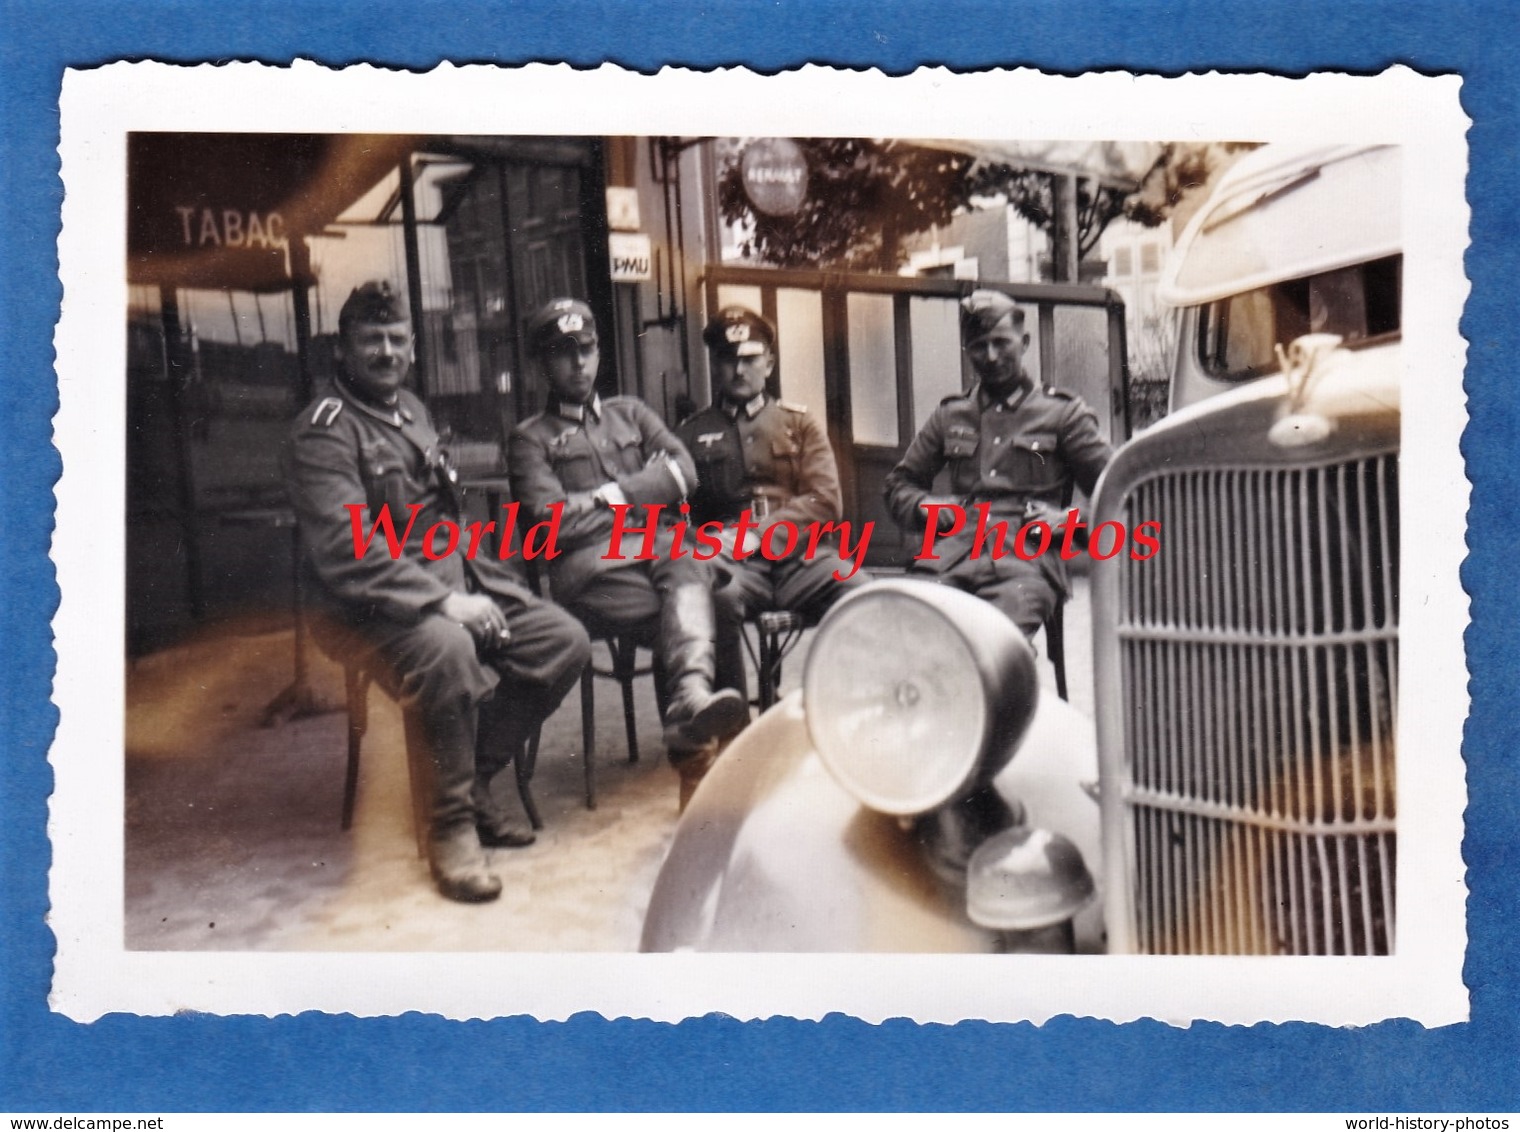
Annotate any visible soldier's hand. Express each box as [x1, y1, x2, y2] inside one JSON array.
[[438, 592, 510, 645], [563, 491, 597, 517], [722, 524, 760, 559], [1022, 501, 1072, 529], [920, 496, 962, 533], [592, 481, 628, 507]]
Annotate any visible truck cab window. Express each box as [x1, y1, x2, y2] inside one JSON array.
[[1198, 254, 1401, 382]]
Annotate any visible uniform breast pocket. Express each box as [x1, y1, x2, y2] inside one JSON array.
[[766, 435, 801, 486], [1008, 431, 1064, 490], [549, 434, 599, 490], [610, 434, 647, 475], [945, 434, 979, 459], [944, 428, 980, 489], [361, 447, 410, 515]]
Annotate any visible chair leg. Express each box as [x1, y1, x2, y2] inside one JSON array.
[[341, 667, 369, 832], [580, 663, 597, 811], [1047, 603, 1068, 702], [757, 627, 779, 712], [516, 727, 544, 831], [613, 635, 641, 764], [652, 651, 670, 724], [400, 709, 432, 860]]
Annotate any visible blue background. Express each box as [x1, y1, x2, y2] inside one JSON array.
[[3, 0, 1516, 1112]]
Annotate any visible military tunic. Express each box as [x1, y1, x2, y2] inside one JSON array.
[[288, 384, 534, 626], [509, 393, 707, 613], [284, 379, 590, 835], [677, 393, 868, 696], [884, 377, 1114, 637], [680, 393, 840, 529]]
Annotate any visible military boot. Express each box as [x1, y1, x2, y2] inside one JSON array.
[[471, 771, 536, 849], [471, 702, 539, 846], [659, 582, 750, 755], [712, 585, 751, 702], [418, 700, 504, 902], [428, 824, 503, 903]]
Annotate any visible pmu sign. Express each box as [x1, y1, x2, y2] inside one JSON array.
[[608, 232, 653, 283]]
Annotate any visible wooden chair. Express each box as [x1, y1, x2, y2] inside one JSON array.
[[741, 609, 809, 712], [556, 613, 666, 813], [340, 663, 543, 847], [1044, 600, 1068, 701], [340, 664, 431, 859], [738, 602, 1067, 708]]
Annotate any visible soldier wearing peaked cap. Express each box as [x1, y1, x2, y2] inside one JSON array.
[[508, 298, 750, 797], [284, 282, 590, 904], [885, 289, 1114, 639], [678, 305, 869, 710]]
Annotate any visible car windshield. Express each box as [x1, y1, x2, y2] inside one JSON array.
[[1197, 254, 1401, 382]]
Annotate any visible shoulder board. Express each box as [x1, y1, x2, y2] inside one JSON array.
[[1044, 385, 1076, 399], [938, 391, 972, 406], [777, 399, 809, 414], [308, 397, 343, 427]]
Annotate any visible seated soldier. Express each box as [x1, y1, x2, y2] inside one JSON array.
[[285, 281, 590, 904], [677, 306, 869, 702], [507, 298, 749, 800], [885, 290, 1113, 639]]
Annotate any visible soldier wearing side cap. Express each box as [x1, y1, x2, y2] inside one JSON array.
[[508, 298, 749, 791], [678, 305, 870, 704], [885, 289, 1114, 639], [284, 282, 591, 905]]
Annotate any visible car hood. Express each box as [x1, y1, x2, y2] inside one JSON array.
[[640, 689, 1102, 953]]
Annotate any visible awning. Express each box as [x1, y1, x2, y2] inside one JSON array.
[[908, 139, 1164, 190], [128, 133, 417, 292]]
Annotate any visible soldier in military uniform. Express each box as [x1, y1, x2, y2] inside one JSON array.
[[678, 306, 869, 700], [885, 289, 1114, 638], [508, 298, 749, 782], [284, 282, 590, 904]]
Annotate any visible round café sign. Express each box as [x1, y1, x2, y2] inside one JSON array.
[[740, 138, 809, 217]]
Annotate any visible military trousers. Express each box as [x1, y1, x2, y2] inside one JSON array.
[[315, 596, 591, 837], [908, 546, 1062, 642], [561, 545, 718, 724]]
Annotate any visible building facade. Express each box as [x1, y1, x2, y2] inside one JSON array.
[[125, 134, 1131, 647]]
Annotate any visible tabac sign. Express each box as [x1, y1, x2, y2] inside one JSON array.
[[127, 132, 414, 292]]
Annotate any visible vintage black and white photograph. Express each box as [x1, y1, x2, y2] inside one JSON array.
[[50, 64, 1468, 1025]]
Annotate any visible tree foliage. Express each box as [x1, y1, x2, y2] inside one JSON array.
[[969, 141, 1256, 260], [718, 139, 1255, 272]]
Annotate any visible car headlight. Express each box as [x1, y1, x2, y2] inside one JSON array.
[[802, 579, 1039, 815]]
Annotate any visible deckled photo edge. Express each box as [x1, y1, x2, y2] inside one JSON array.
[[49, 63, 1469, 1026]]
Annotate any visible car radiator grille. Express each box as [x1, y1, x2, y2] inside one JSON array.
[[1116, 456, 1398, 954]]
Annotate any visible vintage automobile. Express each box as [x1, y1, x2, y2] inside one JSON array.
[[1096, 142, 1400, 955], [640, 142, 1401, 956]]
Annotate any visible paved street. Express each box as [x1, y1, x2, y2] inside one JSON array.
[[124, 577, 1093, 952]]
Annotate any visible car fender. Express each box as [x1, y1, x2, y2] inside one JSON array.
[[640, 688, 1102, 953]]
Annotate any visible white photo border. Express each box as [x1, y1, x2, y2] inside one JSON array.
[[51, 62, 1470, 1025]]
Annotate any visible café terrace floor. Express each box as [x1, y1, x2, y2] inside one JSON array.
[[123, 578, 1093, 952]]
